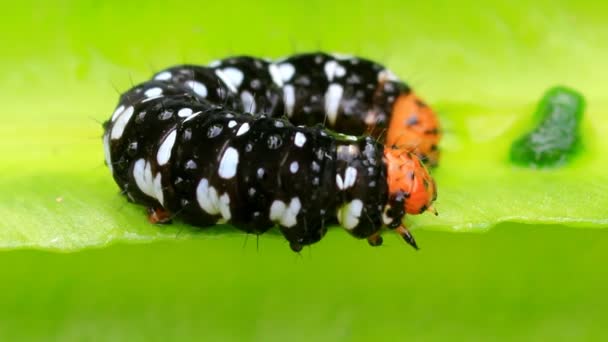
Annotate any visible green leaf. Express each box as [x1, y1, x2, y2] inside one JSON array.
[[2, 0, 607, 250], [2, 225, 608, 341]]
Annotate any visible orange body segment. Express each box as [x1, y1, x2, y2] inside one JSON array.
[[386, 93, 441, 166], [384, 148, 437, 215]]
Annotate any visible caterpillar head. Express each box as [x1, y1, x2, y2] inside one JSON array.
[[386, 93, 441, 166], [384, 147, 437, 216]]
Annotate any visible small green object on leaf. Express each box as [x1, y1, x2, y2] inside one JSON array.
[[510, 86, 585, 168]]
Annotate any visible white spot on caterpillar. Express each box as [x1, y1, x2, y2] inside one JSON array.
[[133, 159, 162, 203], [294, 132, 307, 147], [324, 84, 343, 125], [197, 178, 218, 215], [236, 122, 250, 136], [144, 87, 163, 98], [337, 199, 363, 230], [336, 145, 360, 163], [111, 106, 134, 140], [268, 64, 284, 87], [177, 108, 193, 118], [378, 69, 399, 82], [269, 197, 301, 228], [336, 174, 343, 190], [218, 147, 239, 179], [157, 129, 177, 166], [336, 166, 357, 190], [290, 161, 299, 174], [228, 120, 237, 128], [103, 133, 113, 173], [364, 111, 378, 125], [153, 173, 164, 206], [382, 205, 393, 225], [185, 80, 208, 98], [269, 200, 286, 223], [154, 71, 172, 81], [278, 63, 295, 82], [183, 111, 202, 123], [343, 166, 357, 189], [208, 60, 221, 67], [324, 60, 346, 81], [221, 67, 244, 88], [335, 65, 346, 78], [240, 90, 256, 113], [111, 105, 125, 122], [196, 178, 231, 221], [324, 61, 337, 80], [218, 193, 231, 222], [214, 69, 238, 93], [283, 85, 295, 116]]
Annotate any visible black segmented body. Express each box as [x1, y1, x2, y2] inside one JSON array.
[[158, 52, 409, 138], [103, 52, 414, 250]]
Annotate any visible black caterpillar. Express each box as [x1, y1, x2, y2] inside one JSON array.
[[103, 52, 440, 251]]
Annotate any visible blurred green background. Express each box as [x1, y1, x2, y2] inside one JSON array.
[[1, 0, 607, 340]]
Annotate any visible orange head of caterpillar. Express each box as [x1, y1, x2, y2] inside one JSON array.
[[386, 93, 441, 166], [384, 147, 437, 216]]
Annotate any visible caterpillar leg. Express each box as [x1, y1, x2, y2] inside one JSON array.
[[395, 225, 419, 250], [367, 233, 384, 247], [285, 228, 328, 253], [289, 241, 304, 253], [147, 207, 172, 224], [279, 220, 329, 253]]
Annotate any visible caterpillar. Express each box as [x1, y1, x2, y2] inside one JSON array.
[[103, 52, 440, 251]]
